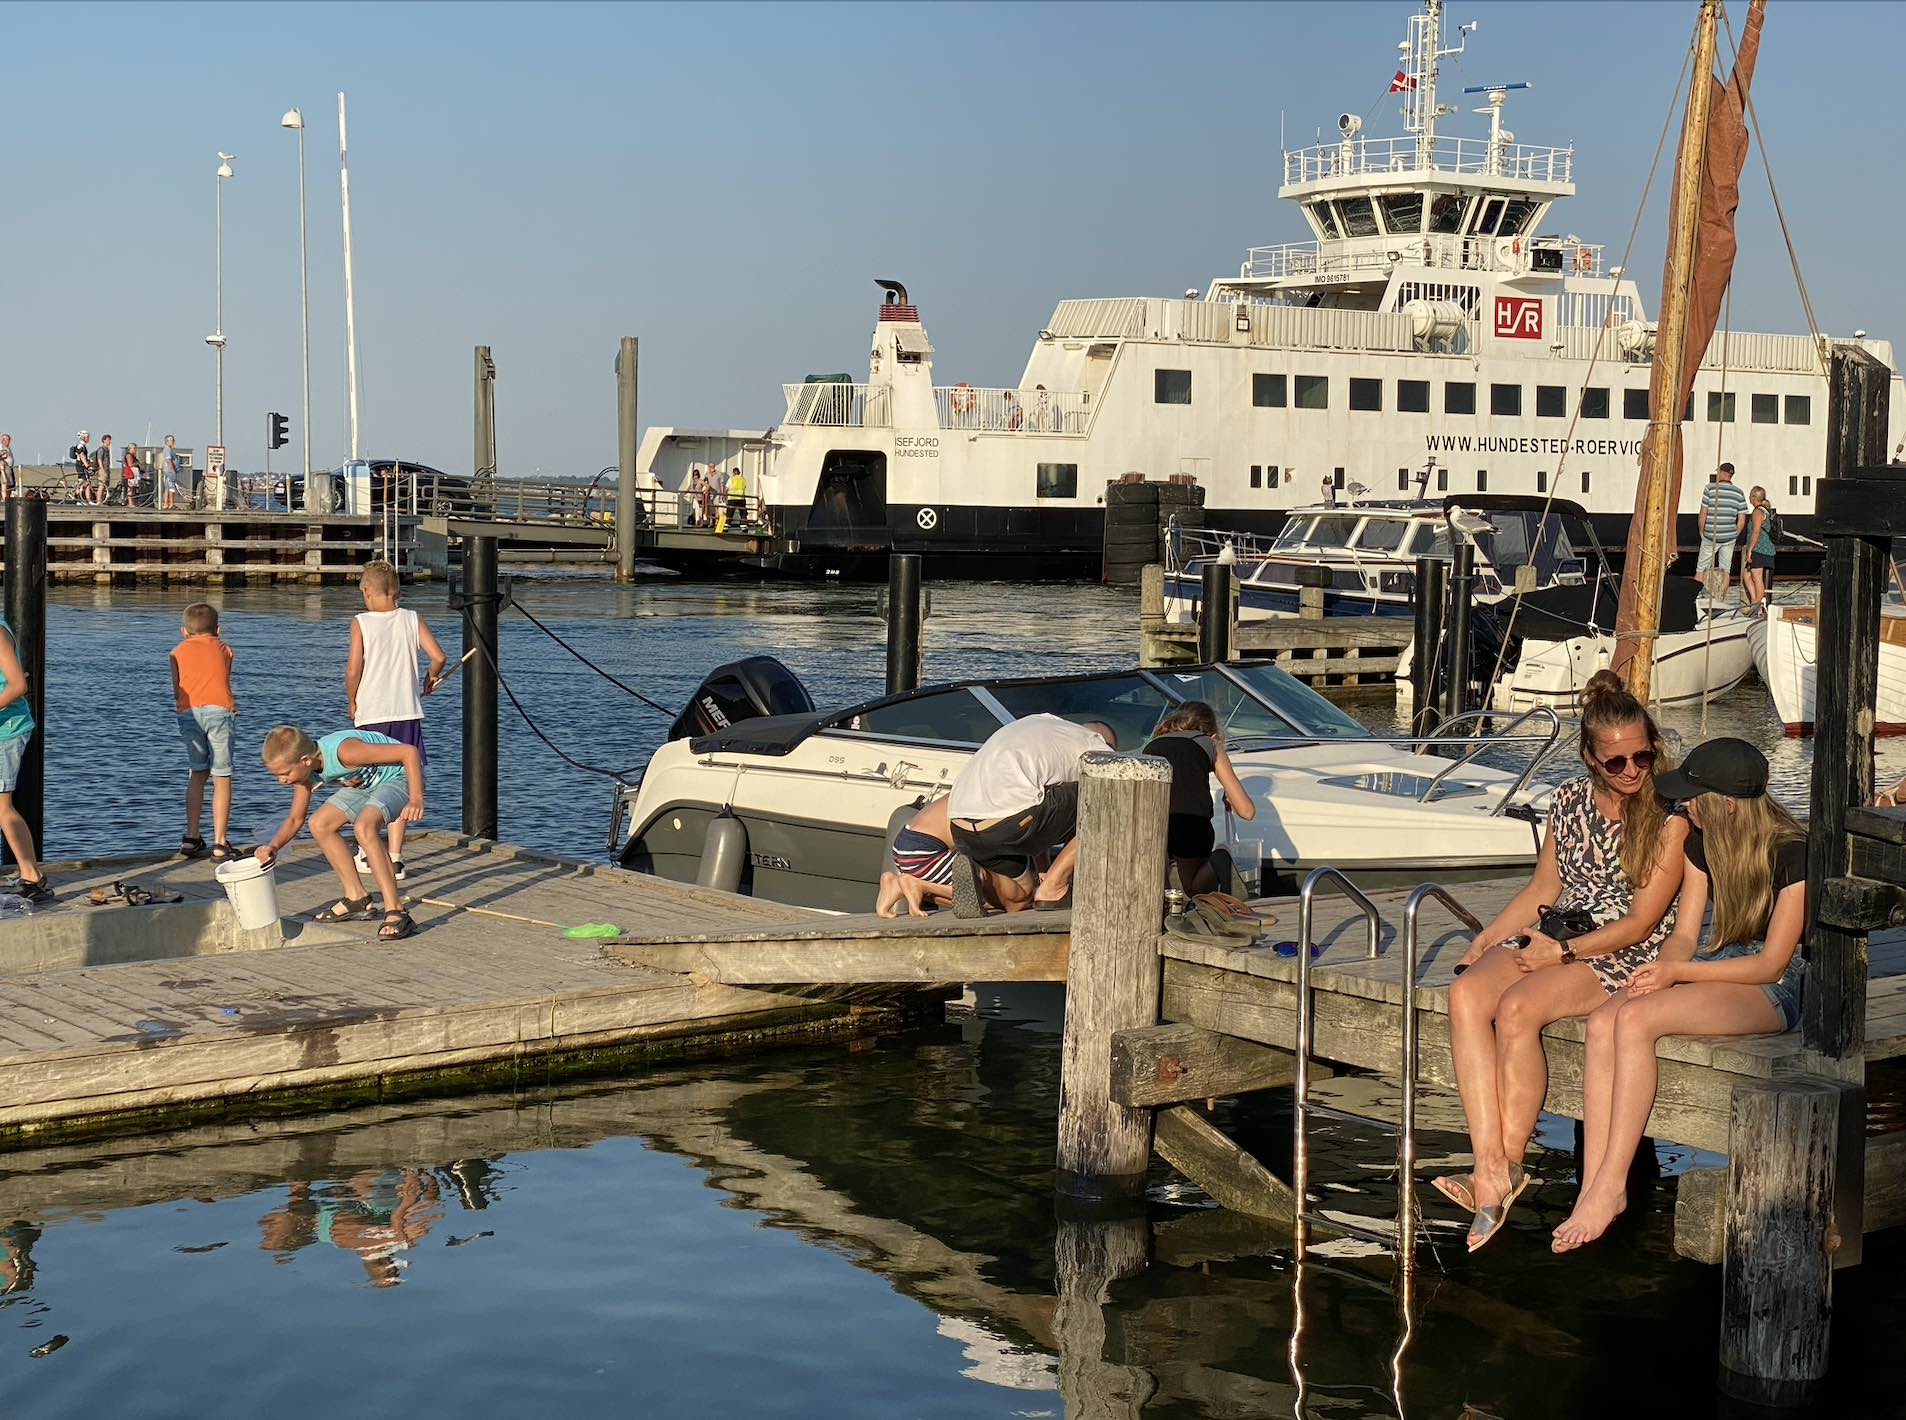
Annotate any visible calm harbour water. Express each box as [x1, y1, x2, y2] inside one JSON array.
[[5, 576, 1904, 1418]]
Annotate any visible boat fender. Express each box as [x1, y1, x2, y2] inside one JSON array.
[[696, 811, 749, 892]]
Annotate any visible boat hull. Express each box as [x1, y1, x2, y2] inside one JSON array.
[[1755, 603, 1906, 735]]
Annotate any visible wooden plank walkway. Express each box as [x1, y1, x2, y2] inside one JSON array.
[[0, 832, 950, 1145]]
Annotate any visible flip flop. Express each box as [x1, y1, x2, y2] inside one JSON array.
[[1165, 908, 1234, 943], [950, 854, 986, 920], [1467, 1166, 1533, 1253], [1432, 1173, 1477, 1213], [1196, 891, 1262, 922], [1191, 900, 1261, 941]]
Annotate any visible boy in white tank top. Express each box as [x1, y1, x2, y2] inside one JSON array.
[[346, 562, 447, 877]]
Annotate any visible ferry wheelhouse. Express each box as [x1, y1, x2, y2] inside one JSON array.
[[637, 0, 1904, 576]]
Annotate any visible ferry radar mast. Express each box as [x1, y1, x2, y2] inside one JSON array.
[[1401, 0, 1478, 168]]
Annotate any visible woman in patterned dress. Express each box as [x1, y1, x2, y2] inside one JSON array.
[[1436, 670, 1690, 1251]]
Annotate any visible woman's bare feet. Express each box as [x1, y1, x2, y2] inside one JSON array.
[[1551, 1186, 1627, 1253]]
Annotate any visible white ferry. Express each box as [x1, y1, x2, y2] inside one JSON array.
[[637, 0, 1905, 576]]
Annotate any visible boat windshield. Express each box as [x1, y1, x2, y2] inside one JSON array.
[[1273, 518, 1313, 550], [989, 675, 1175, 752], [1305, 516, 1360, 550], [1151, 666, 1368, 742], [1350, 517, 1410, 553]]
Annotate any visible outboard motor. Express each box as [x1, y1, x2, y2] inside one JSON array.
[[668, 656, 815, 742]]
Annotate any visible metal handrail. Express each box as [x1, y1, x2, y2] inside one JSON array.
[[1293, 866, 1384, 1261], [1398, 883, 1484, 1263], [1420, 706, 1564, 808]]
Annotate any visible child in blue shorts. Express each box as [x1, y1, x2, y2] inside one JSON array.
[[0, 619, 46, 903], [256, 725, 424, 940], [170, 602, 238, 860]]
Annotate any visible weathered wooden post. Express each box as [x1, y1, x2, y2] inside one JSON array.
[[1056, 751, 1171, 1204], [1295, 564, 1330, 621], [614, 336, 639, 583], [1410, 554, 1447, 737], [3, 499, 46, 853], [1198, 563, 1232, 664]]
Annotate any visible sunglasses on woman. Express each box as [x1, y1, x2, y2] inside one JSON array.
[[1597, 749, 1657, 776]]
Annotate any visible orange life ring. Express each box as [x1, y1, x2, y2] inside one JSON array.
[[949, 384, 975, 416]]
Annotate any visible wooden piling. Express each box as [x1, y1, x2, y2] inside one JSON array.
[[1717, 1079, 1849, 1407], [1056, 751, 1170, 1204]]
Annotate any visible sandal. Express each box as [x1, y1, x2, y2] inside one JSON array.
[[14, 876, 51, 905], [178, 836, 208, 859], [1432, 1173, 1477, 1213], [312, 897, 374, 923], [1467, 1166, 1533, 1253], [209, 843, 236, 863], [379, 909, 416, 941]]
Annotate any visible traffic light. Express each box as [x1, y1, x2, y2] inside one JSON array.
[[267, 412, 289, 450]]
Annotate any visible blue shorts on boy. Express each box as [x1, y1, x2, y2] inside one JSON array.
[[0, 616, 36, 795], [178, 706, 235, 777], [317, 729, 410, 822]]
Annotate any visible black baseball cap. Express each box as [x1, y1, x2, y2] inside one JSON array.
[[1653, 737, 1769, 801]]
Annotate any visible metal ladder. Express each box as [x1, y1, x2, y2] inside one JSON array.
[[1291, 869, 1481, 1266]]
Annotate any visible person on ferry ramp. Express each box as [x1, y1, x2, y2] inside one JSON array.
[[1435, 670, 1687, 1252], [725, 466, 748, 527], [1553, 739, 1805, 1253]]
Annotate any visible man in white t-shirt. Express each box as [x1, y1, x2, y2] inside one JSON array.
[[947, 713, 1117, 913]]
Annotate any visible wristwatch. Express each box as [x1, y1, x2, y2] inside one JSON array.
[[1558, 942, 1578, 965]]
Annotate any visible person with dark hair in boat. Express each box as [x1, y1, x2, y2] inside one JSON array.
[[1434, 669, 1688, 1251], [1142, 700, 1256, 896], [946, 715, 1116, 914], [1553, 738, 1806, 1253]]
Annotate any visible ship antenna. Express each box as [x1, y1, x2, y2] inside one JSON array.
[[1403, 0, 1479, 168]]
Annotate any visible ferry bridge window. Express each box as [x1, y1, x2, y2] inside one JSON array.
[[1497, 198, 1540, 236], [1296, 374, 1329, 410], [1398, 379, 1430, 413], [1623, 388, 1650, 421], [1751, 393, 1778, 424], [1491, 384, 1522, 417], [1155, 369, 1192, 405], [1253, 373, 1287, 408], [1305, 202, 1343, 239], [1378, 192, 1423, 235], [1349, 378, 1382, 411], [991, 675, 1172, 753], [1707, 391, 1737, 423], [1334, 197, 1380, 238], [1445, 381, 1476, 415], [1428, 193, 1468, 235], [1469, 196, 1506, 236], [1036, 463, 1078, 499], [1580, 387, 1610, 420], [841, 688, 1003, 746], [1786, 394, 1812, 425], [1538, 385, 1566, 418]]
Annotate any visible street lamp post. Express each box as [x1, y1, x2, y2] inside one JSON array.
[[281, 109, 314, 511], [338, 93, 361, 471], [208, 154, 235, 452]]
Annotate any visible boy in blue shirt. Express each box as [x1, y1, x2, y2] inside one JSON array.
[[256, 725, 424, 940]]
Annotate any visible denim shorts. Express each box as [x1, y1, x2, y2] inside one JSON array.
[[0, 733, 27, 794], [327, 776, 410, 825], [178, 707, 235, 777], [1709, 941, 1806, 1031]]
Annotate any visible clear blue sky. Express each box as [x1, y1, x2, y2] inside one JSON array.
[[5, 0, 1894, 476]]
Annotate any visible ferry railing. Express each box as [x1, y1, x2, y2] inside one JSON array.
[[933, 385, 1088, 434], [1282, 134, 1573, 186], [781, 383, 892, 429]]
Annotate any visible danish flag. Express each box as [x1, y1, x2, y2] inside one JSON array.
[[1389, 69, 1417, 93]]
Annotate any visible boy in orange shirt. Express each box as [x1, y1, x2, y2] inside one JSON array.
[[171, 602, 238, 860]]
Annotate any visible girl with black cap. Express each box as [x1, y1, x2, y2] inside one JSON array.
[[1552, 736, 1806, 1253]]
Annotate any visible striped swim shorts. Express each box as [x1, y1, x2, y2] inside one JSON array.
[[891, 826, 955, 887]]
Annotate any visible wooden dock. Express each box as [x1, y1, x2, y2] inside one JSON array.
[[20, 507, 416, 585], [1137, 564, 1412, 685], [0, 832, 950, 1145]]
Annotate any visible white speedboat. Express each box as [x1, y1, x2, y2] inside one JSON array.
[[610, 659, 1561, 912], [1751, 601, 1906, 735]]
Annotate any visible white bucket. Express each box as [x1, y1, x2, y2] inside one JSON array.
[[214, 856, 280, 931]]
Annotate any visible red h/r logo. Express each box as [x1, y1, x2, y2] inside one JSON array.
[[1494, 296, 1543, 340]]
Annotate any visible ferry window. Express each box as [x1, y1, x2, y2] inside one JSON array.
[[1378, 192, 1424, 235], [1536, 469, 1549, 492], [845, 689, 1003, 746], [1707, 391, 1737, 423], [1497, 198, 1540, 236], [1250, 465, 1262, 489], [1476, 469, 1488, 491], [1353, 518, 1407, 552], [1580, 387, 1610, 420], [1155, 369, 1192, 405], [1470, 197, 1506, 236], [1428, 193, 1468, 234], [1333, 467, 1346, 489], [1296, 374, 1329, 410], [1789, 475, 1799, 496], [1398, 379, 1430, 413], [1349, 378, 1382, 411], [1751, 393, 1778, 424], [1334, 197, 1380, 238], [1436, 468, 1449, 492], [1036, 463, 1078, 498], [1253, 373, 1287, 408], [1490, 384, 1522, 417], [1267, 465, 1281, 488], [1804, 476, 1813, 494], [1581, 470, 1592, 494], [1537, 385, 1566, 418], [1445, 381, 1476, 415], [1306, 202, 1342, 239], [1786, 394, 1812, 425], [1397, 466, 1411, 491], [1623, 388, 1650, 421]]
